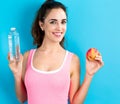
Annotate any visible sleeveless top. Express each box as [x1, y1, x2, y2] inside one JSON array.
[[24, 49, 73, 104]]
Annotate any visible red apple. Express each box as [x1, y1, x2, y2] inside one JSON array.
[[86, 48, 100, 61]]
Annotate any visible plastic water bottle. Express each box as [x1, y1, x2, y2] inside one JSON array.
[[8, 27, 20, 61]]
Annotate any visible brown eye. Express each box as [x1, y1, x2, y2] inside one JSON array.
[[61, 20, 67, 24], [50, 20, 57, 24]]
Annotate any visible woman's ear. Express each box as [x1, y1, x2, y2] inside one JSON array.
[[39, 21, 44, 31]]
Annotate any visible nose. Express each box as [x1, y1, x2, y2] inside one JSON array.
[[56, 22, 62, 30]]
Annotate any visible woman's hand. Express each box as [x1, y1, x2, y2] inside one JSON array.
[[8, 53, 23, 78], [86, 54, 104, 77]]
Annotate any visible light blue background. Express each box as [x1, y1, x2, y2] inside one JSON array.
[[0, 0, 120, 104]]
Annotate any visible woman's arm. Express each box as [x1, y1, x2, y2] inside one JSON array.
[[69, 54, 103, 104], [8, 51, 29, 103], [71, 73, 93, 104], [14, 73, 27, 103]]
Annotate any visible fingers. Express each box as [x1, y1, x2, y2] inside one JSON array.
[[8, 53, 13, 64], [86, 54, 104, 66], [95, 55, 104, 66], [8, 53, 23, 64], [8, 52, 10, 61], [19, 54, 23, 63]]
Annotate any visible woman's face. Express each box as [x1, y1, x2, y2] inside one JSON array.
[[39, 8, 67, 43]]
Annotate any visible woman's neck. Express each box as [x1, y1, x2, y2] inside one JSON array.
[[38, 41, 63, 53]]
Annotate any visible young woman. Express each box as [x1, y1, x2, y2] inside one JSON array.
[[8, 0, 104, 104]]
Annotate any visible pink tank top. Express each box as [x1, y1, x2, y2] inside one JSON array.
[[25, 49, 73, 104]]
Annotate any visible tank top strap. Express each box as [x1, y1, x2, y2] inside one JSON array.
[[64, 51, 73, 71], [67, 51, 73, 60]]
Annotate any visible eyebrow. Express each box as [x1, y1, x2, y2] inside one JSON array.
[[48, 19, 67, 21]]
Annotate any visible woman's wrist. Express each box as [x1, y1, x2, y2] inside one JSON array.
[[85, 72, 94, 80], [14, 73, 22, 82]]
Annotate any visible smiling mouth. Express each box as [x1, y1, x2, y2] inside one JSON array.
[[53, 32, 62, 37]]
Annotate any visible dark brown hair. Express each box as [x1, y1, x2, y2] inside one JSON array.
[[31, 0, 67, 48]]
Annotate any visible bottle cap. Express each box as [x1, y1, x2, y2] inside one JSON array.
[[10, 27, 16, 31]]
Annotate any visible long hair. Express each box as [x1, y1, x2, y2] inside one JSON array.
[[31, 0, 67, 48]]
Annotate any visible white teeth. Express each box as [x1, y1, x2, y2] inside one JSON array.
[[54, 32, 61, 36]]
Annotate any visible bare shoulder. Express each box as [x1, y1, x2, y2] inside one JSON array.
[[22, 51, 30, 80], [23, 51, 30, 58], [71, 54, 80, 64], [69, 53, 80, 102], [71, 53, 80, 69], [23, 51, 30, 65], [70, 53, 80, 76]]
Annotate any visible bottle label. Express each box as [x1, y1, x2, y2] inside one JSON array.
[[8, 28, 20, 61]]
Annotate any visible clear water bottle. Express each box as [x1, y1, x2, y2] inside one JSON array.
[[8, 27, 20, 61]]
